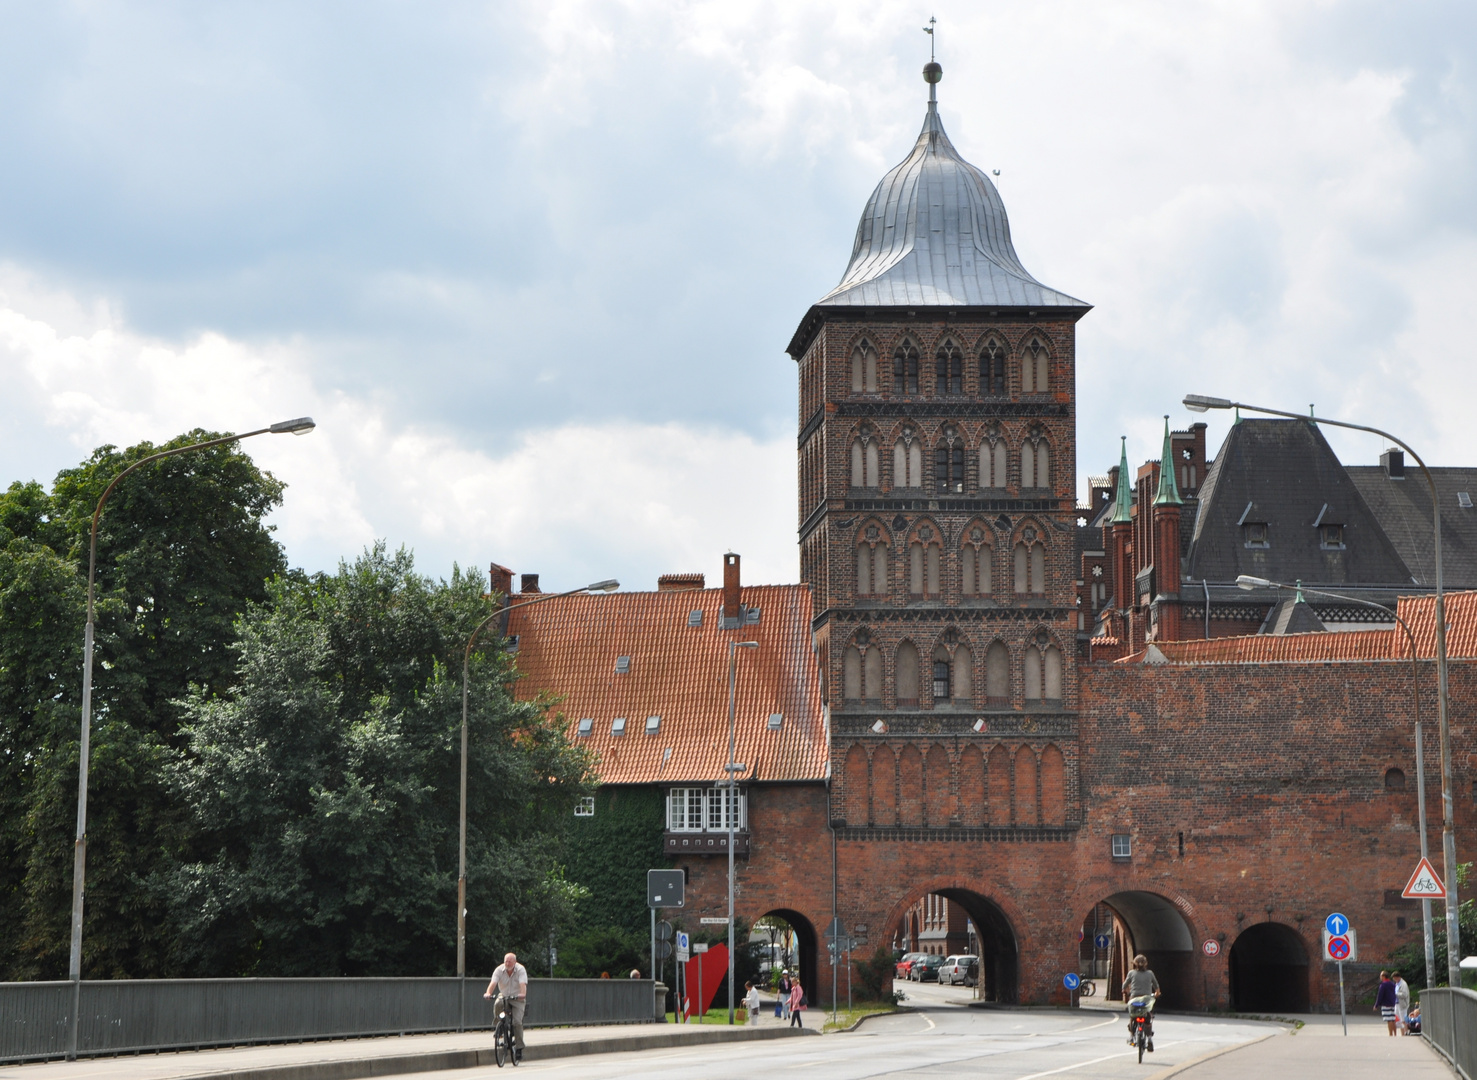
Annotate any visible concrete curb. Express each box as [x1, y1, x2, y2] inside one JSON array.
[[1143, 1032, 1282, 1080], [173, 1026, 818, 1080]]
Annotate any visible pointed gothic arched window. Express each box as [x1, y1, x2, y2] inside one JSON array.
[[961, 525, 993, 596], [934, 434, 964, 493], [893, 341, 920, 394], [851, 342, 878, 393], [936, 341, 962, 395], [980, 338, 1006, 395], [985, 641, 1010, 704], [1021, 337, 1049, 393]]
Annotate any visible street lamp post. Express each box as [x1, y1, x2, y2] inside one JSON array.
[[1188, 394, 1460, 987], [456, 578, 618, 1031], [726, 640, 758, 1024], [67, 417, 316, 1059], [1237, 575, 1436, 987]]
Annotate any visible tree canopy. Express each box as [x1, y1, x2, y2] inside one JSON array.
[[0, 436, 591, 980]]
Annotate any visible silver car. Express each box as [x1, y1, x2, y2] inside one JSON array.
[[939, 954, 979, 986]]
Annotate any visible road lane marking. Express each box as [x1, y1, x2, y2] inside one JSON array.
[[1010, 1041, 1181, 1080]]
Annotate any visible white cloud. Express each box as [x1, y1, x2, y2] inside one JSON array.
[[0, 270, 798, 590]]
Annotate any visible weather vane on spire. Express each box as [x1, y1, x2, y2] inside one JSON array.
[[922, 15, 942, 101]]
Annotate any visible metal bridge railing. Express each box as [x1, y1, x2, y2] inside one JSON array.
[[0, 977, 656, 1063], [1422, 986, 1477, 1080]]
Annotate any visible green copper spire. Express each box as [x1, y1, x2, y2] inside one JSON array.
[[1154, 416, 1183, 507], [1111, 436, 1134, 524]]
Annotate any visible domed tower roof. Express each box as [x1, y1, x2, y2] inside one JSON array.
[[810, 67, 1087, 314]]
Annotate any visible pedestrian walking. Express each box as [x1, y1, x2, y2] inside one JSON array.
[[744, 981, 761, 1025], [1375, 970, 1399, 1036], [779, 970, 793, 1021], [788, 978, 806, 1028], [1392, 971, 1410, 1034]]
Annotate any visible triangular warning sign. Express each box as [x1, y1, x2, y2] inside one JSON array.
[[1402, 857, 1447, 899]]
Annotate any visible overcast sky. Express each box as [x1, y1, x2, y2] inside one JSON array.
[[2, 1, 1474, 591]]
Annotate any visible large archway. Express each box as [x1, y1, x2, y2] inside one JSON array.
[[891, 888, 1019, 1004], [1230, 923, 1309, 1013], [754, 908, 818, 1001], [1079, 892, 1196, 1010]]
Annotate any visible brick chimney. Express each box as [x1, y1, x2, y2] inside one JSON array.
[[520, 573, 540, 594], [658, 573, 706, 592], [722, 553, 741, 624], [489, 562, 514, 599]]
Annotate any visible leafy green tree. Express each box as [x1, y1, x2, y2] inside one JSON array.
[[159, 545, 595, 977], [0, 435, 286, 980]]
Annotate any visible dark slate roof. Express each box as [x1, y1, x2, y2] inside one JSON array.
[[1185, 420, 1414, 586], [1259, 597, 1328, 636], [1345, 467, 1477, 589]]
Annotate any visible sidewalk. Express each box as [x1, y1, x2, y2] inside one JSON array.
[[0, 1022, 815, 1080], [1153, 1015, 1454, 1080]]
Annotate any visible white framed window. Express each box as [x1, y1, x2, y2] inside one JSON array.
[[667, 786, 748, 832], [574, 797, 595, 817], [1111, 834, 1132, 859]]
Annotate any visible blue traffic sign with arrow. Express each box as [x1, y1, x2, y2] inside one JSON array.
[[1325, 913, 1349, 937], [1094, 933, 1111, 950], [1063, 973, 1081, 990]]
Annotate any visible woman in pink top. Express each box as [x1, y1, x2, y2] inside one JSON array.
[[788, 978, 806, 1027]]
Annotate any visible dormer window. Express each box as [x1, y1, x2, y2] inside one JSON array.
[[576, 718, 594, 737], [1320, 523, 1345, 549], [611, 717, 627, 736], [1243, 523, 1269, 549]]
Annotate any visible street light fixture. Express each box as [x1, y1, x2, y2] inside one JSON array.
[[1237, 575, 1436, 987], [67, 417, 316, 1059], [1189, 393, 1460, 987], [726, 640, 758, 1024], [456, 577, 619, 1031]]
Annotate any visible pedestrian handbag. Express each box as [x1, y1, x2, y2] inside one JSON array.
[[799, 993, 807, 1008], [774, 999, 782, 1018]]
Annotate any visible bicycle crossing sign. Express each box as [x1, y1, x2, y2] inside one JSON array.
[[1401, 857, 1447, 899]]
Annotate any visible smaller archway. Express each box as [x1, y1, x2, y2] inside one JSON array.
[[891, 888, 1018, 1003], [1230, 923, 1309, 1013], [1079, 891, 1196, 1009], [753, 908, 818, 1006]]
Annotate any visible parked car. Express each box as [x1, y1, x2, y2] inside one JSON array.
[[895, 951, 928, 980], [939, 954, 979, 986], [909, 953, 946, 982]]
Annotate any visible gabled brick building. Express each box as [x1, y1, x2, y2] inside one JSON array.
[[501, 61, 1477, 1014]]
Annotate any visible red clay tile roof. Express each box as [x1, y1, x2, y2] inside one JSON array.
[[506, 584, 828, 785], [1116, 590, 1477, 665]]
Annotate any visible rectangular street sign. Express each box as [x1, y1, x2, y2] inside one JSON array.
[[693, 943, 709, 954], [647, 869, 685, 908], [699, 917, 730, 925], [1322, 927, 1358, 962], [675, 931, 690, 963]]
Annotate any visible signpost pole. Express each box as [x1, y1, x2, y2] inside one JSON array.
[[651, 907, 656, 989], [1338, 961, 1347, 1036]]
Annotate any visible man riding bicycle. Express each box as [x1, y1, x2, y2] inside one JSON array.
[[484, 952, 528, 1062], [1122, 954, 1161, 1053]]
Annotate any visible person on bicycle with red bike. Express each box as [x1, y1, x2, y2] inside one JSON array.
[[1122, 954, 1161, 1053], [484, 952, 528, 1062]]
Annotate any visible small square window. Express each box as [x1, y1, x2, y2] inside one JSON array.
[[767, 713, 783, 730], [1320, 523, 1345, 549], [688, 609, 703, 627], [576, 718, 593, 737], [574, 797, 595, 817], [615, 656, 631, 674], [645, 715, 661, 734], [611, 717, 627, 736], [1111, 834, 1132, 859], [1243, 523, 1269, 549], [1460, 492, 1473, 509]]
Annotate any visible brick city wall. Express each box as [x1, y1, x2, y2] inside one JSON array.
[[686, 656, 1473, 1013]]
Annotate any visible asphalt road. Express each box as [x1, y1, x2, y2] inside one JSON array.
[[426, 989, 1283, 1079]]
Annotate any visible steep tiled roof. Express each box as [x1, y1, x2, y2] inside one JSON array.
[[1346, 466, 1477, 589], [1186, 420, 1413, 586], [506, 585, 828, 785]]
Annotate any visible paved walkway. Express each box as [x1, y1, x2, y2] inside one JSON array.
[[0, 1022, 811, 1080], [1159, 1015, 1455, 1079]]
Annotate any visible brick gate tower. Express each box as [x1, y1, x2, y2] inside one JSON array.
[[786, 60, 1091, 995]]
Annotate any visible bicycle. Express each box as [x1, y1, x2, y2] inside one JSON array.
[[1127, 996, 1154, 1064], [492, 996, 519, 1068]]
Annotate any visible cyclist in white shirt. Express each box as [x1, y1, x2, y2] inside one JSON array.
[[483, 953, 528, 1060]]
